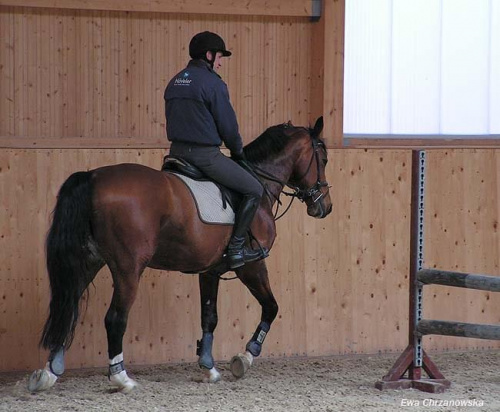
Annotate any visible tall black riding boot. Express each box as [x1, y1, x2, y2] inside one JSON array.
[[227, 195, 267, 269]]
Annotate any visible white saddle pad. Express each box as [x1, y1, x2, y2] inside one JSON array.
[[172, 173, 235, 225]]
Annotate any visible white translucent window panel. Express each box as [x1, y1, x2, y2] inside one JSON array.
[[391, 0, 441, 134], [344, 0, 499, 137], [344, 0, 392, 134], [440, 0, 490, 135]]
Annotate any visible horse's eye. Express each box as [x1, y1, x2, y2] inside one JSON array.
[[322, 158, 328, 166]]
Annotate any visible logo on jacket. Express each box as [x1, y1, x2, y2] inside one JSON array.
[[174, 71, 192, 86]]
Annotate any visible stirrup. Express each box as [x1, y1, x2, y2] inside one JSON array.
[[227, 246, 268, 269]]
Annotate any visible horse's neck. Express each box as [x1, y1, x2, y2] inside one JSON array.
[[256, 156, 295, 207]]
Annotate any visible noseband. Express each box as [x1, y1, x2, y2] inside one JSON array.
[[252, 135, 330, 220]]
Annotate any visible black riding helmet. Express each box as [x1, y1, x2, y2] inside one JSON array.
[[189, 31, 232, 62]]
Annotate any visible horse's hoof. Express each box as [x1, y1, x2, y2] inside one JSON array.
[[109, 371, 139, 393], [119, 379, 139, 394], [204, 367, 221, 383], [230, 353, 251, 379], [192, 367, 221, 383], [28, 368, 57, 392]]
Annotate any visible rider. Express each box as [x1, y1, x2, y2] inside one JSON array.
[[164, 31, 265, 269]]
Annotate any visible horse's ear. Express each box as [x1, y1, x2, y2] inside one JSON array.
[[313, 116, 324, 137]]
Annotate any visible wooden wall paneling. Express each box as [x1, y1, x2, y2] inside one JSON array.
[[341, 150, 372, 354], [40, 10, 49, 138], [323, 150, 412, 355], [323, 150, 353, 354], [373, 150, 412, 353], [128, 10, 139, 139], [232, 15, 247, 141], [117, 11, 128, 140], [1, 8, 318, 147], [24, 9, 33, 137], [298, 19, 309, 122], [12, 9, 24, 138], [303, 204, 325, 356], [424, 150, 500, 351], [124, 269, 198, 365], [268, 209, 308, 357], [309, 13, 324, 125], [68, 9, 78, 138], [93, 10, 103, 138], [79, 10, 89, 138], [322, 0, 344, 146], [0, 0, 313, 17], [263, 17, 276, 125], [2, 4, 500, 374], [112, 11, 122, 139], [307, 0, 345, 145], [144, 12, 154, 140], [154, 13, 163, 139], [276, 19, 287, 124], [1, 150, 44, 371], [244, 17, 264, 139], [2, 149, 500, 373], [424, 150, 470, 352], [0, 8, 14, 136]]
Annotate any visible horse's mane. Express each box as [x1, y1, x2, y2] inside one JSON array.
[[244, 122, 311, 164]]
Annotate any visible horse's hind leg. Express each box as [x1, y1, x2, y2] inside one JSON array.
[[230, 260, 278, 379], [28, 347, 65, 392], [196, 272, 221, 383], [105, 263, 145, 393], [29, 256, 104, 393]]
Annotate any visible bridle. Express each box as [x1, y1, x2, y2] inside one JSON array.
[[252, 134, 330, 220]]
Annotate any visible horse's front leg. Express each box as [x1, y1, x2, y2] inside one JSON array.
[[197, 272, 221, 383], [231, 260, 278, 378]]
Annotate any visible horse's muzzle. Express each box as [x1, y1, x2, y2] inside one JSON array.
[[308, 200, 332, 219]]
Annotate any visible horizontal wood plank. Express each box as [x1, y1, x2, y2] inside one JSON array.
[[0, 136, 168, 149], [0, 0, 313, 17]]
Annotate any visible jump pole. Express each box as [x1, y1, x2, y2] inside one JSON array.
[[375, 150, 451, 393]]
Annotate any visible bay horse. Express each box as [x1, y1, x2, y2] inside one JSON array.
[[28, 117, 332, 393]]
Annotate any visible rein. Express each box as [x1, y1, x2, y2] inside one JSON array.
[[251, 137, 329, 221]]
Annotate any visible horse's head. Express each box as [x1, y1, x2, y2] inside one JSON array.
[[288, 117, 332, 219], [245, 117, 332, 219]]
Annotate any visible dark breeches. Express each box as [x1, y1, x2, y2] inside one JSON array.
[[169, 143, 263, 198]]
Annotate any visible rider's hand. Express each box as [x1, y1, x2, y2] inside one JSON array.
[[230, 151, 246, 162]]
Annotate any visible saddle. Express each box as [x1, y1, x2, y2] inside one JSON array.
[[161, 156, 206, 180], [161, 156, 241, 223]]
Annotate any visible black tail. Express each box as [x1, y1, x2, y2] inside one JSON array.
[[40, 171, 101, 350]]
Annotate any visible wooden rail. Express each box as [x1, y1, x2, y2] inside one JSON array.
[[417, 269, 500, 293], [417, 319, 500, 341]]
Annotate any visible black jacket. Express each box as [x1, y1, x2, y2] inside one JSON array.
[[164, 59, 243, 155]]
